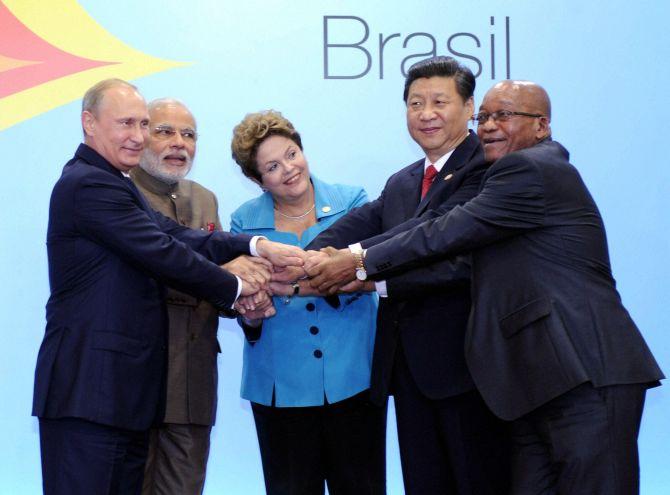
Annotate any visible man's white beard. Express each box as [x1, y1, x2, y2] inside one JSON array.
[[140, 148, 193, 184]]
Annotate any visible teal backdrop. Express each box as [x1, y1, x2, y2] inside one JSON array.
[[1, 1, 668, 493]]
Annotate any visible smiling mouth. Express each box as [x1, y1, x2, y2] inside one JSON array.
[[483, 138, 505, 145], [284, 173, 301, 185], [420, 127, 441, 134]]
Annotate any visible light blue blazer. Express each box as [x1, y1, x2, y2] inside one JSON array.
[[230, 176, 378, 407]]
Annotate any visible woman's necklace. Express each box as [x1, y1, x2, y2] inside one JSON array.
[[274, 203, 315, 220]]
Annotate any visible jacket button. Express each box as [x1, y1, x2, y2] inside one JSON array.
[[305, 303, 315, 311], [313, 349, 323, 358], [309, 326, 319, 335]]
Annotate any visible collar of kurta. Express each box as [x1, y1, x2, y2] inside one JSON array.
[[130, 165, 180, 196], [242, 175, 348, 229]]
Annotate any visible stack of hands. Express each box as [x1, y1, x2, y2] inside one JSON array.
[[224, 239, 375, 322]]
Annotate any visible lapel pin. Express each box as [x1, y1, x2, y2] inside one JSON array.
[[444, 174, 453, 181]]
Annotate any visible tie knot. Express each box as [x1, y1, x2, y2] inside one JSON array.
[[424, 164, 438, 181], [421, 164, 438, 199]]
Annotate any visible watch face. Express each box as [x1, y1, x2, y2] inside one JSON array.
[[356, 269, 367, 281]]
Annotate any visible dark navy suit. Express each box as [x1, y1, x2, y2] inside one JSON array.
[[33, 144, 251, 494], [363, 139, 664, 494], [309, 132, 510, 494]]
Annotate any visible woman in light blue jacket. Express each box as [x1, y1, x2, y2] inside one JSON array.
[[230, 110, 385, 495]]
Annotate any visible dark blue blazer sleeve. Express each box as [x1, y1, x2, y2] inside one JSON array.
[[383, 255, 471, 298], [153, 209, 252, 264], [360, 159, 487, 249], [365, 152, 545, 278], [307, 191, 385, 250], [73, 172, 246, 307], [364, 160, 487, 294]]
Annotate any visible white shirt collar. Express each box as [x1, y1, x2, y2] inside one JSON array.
[[424, 148, 455, 173]]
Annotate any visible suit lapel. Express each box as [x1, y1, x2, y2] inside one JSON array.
[[414, 131, 480, 216], [124, 175, 154, 214], [76, 143, 155, 216], [402, 160, 425, 221]]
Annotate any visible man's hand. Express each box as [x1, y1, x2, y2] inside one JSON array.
[[271, 249, 328, 282], [304, 250, 330, 272], [306, 246, 357, 294], [338, 279, 375, 293], [235, 290, 276, 318], [222, 255, 272, 294], [268, 281, 294, 297], [238, 280, 261, 297], [271, 265, 306, 283], [269, 280, 323, 297], [256, 239, 306, 268]]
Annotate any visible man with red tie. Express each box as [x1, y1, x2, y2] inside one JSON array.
[[307, 57, 510, 494]]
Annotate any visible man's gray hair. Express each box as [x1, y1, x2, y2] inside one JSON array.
[[82, 78, 138, 115], [147, 98, 196, 128], [148, 97, 189, 113]]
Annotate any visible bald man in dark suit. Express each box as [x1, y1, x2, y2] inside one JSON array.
[[308, 80, 663, 495]]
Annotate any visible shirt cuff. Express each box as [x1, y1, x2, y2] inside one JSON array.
[[375, 280, 388, 297], [348, 242, 363, 253], [233, 275, 243, 308], [249, 236, 266, 257]]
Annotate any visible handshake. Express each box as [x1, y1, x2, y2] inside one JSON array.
[[224, 239, 373, 322]]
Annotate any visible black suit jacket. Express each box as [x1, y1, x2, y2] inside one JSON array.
[[364, 139, 664, 420], [33, 144, 252, 430], [309, 132, 488, 404]]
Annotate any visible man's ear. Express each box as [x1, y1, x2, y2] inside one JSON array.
[[465, 96, 475, 117], [82, 111, 95, 137], [536, 116, 551, 140]]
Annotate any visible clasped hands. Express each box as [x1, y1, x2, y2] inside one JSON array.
[[222, 239, 371, 322]]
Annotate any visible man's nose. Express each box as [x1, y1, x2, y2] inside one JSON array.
[[419, 106, 436, 120], [130, 123, 146, 144], [479, 117, 497, 131], [170, 131, 185, 148]]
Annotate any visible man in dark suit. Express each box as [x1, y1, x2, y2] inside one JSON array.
[[309, 80, 664, 494], [32, 79, 303, 495], [307, 57, 510, 494]]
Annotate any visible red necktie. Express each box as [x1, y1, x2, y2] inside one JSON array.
[[421, 164, 438, 199]]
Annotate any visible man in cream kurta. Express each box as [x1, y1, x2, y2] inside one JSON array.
[[131, 98, 222, 495]]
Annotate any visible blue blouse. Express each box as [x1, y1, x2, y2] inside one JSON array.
[[230, 176, 378, 407]]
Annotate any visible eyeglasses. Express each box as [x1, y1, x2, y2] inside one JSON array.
[[472, 110, 543, 126], [152, 125, 198, 142]]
